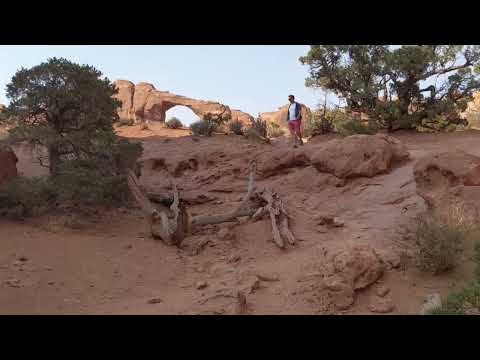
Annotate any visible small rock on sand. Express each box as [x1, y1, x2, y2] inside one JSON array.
[[147, 298, 163, 304], [376, 285, 390, 297], [196, 281, 208, 290], [369, 298, 395, 313], [256, 273, 280, 282], [419, 293, 442, 315]]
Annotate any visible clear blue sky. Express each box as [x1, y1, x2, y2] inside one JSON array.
[[0, 45, 334, 124]]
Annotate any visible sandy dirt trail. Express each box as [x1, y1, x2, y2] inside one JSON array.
[[1, 125, 479, 314]]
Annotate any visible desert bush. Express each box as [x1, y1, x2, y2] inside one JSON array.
[[118, 117, 135, 126], [228, 119, 244, 135], [336, 114, 379, 136], [429, 281, 480, 315], [0, 177, 57, 217], [250, 116, 267, 138], [53, 163, 131, 206], [303, 114, 322, 137], [267, 122, 285, 138], [427, 239, 480, 315], [166, 117, 183, 129], [414, 206, 475, 275], [244, 117, 268, 142], [190, 120, 216, 137], [475, 241, 480, 282]]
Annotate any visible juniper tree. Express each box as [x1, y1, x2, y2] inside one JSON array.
[[300, 45, 480, 132]]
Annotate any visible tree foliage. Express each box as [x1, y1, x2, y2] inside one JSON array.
[[5, 57, 126, 174], [3, 58, 142, 209], [300, 46, 480, 131]]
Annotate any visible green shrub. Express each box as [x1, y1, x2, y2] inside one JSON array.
[[190, 120, 217, 137], [415, 207, 474, 275], [53, 163, 131, 206], [303, 114, 321, 137], [228, 119, 244, 135], [474, 241, 480, 282], [426, 233, 480, 315], [166, 117, 183, 129], [250, 117, 267, 138], [337, 116, 379, 136], [267, 122, 285, 138], [429, 282, 480, 315], [0, 177, 57, 217]]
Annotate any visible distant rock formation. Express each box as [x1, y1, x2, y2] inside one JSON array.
[[260, 103, 312, 131], [113, 80, 233, 124]]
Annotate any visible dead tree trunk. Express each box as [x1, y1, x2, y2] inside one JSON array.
[[127, 170, 189, 246], [127, 160, 296, 249]]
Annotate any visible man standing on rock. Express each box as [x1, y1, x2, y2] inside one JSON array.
[[286, 95, 303, 148]]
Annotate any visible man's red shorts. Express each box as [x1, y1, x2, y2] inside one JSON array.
[[288, 119, 301, 132]]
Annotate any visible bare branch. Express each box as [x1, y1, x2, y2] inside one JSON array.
[[191, 160, 257, 227]]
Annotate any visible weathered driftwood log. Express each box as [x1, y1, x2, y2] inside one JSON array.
[[127, 170, 189, 246], [127, 160, 296, 249], [190, 161, 258, 227]]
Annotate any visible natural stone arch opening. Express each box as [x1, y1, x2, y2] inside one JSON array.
[[165, 105, 201, 127]]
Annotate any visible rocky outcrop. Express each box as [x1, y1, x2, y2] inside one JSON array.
[[113, 80, 233, 124], [256, 134, 409, 180], [231, 109, 254, 126], [260, 103, 312, 130], [221, 109, 254, 132], [324, 245, 385, 310], [307, 134, 410, 179], [256, 148, 310, 178], [0, 146, 18, 187], [0, 103, 6, 113], [113, 80, 135, 120], [413, 151, 480, 213]]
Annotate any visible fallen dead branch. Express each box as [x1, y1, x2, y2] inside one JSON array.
[[127, 170, 189, 246], [127, 160, 296, 249]]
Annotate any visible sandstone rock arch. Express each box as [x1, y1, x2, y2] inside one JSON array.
[[113, 80, 233, 124]]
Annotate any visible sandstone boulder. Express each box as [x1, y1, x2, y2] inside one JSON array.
[[0, 146, 18, 186], [308, 134, 409, 179], [413, 151, 480, 212], [280, 166, 345, 190], [256, 148, 309, 178], [324, 245, 385, 310]]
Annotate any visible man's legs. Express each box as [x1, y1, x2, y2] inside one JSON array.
[[295, 120, 303, 145], [297, 120, 303, 145], [288, 121, 297, 147]]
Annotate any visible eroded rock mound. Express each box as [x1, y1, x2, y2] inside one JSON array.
[[413, 151, 480, 212], [256, 148, 310, 178], [308, 134, 409, 179], [0, 146, 18, 186], [324, 245, 385, 310]]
